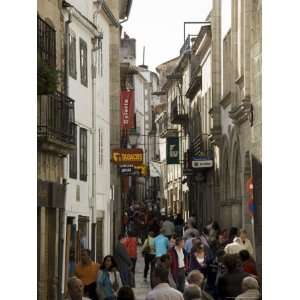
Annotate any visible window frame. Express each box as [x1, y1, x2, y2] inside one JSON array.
[[69, 30, 77, 79], [80, 128, 87, 181], [79, 38, 88, 87], [69, 127, 77, 179]]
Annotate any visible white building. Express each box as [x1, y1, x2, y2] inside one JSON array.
[[61, 0, 117, 295]]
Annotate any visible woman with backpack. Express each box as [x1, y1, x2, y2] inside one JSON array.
[[96, 255, 122, 300], [142, 230, 155, 282]]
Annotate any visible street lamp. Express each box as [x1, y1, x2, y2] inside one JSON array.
[[128, 128, 139, 147]]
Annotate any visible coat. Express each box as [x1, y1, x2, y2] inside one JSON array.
[[114, 241, 132, 273], [235, 288, 260, 300], [218, 270, 249, 300], [168, 247, 189, 283]]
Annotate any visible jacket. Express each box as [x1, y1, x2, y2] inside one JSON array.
[[189, 252, 210, 276], [235, 288, 260, 300], [218, 270, 249, 300], [123, 237, 137, 258], [114, 241, 132, 273], [154, 234, 169, 257], [168, 247, 189, 283]]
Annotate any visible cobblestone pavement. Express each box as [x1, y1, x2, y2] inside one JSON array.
[[132, 247, 151, 300]]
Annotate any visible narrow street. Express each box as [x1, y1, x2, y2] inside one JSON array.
[[133, 247, 150, 300]]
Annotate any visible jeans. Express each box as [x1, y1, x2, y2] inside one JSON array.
[[144, 253, 155, 279], [130, 257, 137, 287], [120, 269, 130, 286]]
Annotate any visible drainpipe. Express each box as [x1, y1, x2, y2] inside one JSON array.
[[64, 11, 72, 96], [58, 11, 73, 300]]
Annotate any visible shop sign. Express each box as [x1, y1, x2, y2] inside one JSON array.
[[120, 90, 135, 129], [112, 148, 143, 165], [192, 157, 213, 168], [166, 136, 179, 164], [119, 165, 135, 175]]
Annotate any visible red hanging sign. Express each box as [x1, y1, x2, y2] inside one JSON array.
[[120, 90, 134, 129]]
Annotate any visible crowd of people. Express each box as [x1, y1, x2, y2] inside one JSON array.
[[66, 212, 261, 300]]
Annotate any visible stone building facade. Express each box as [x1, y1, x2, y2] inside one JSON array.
[[37, 1, 75, 300], [155, 0, 262, 272]]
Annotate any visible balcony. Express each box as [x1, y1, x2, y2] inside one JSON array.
[[37, 15, 56, 67], [191, 134, 213, 158], [170, 96, 188, 125], [38, 92, 76, 154], [158, 112, 168, 138]]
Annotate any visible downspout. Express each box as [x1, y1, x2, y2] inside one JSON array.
[[60, 10, 72, 300], [92, 0, 104, 260]]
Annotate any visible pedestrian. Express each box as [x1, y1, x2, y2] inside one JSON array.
[[189, 243, 209, 276], [145, 260, 184, 300], [228, 227, 239, 244], [187, 270, 214, 300], [75, 249, 100, 300], [183, 220, 199, 241], [183, 284, 202, 300], [235, 276, 260, 300], [236, 229, 254, 257], [69, 248, 76, 277], [117, 286, 135, 300], [239, 250, 257, 277], [205, 249, 226, 299], [169, 236, 189, 293], [122, 231, 138, 287], [67, 276, 92, 300], [96, 255, 122, 300], [142, 230, 156, 282], [169, 234, 177, 249], [160, 254, 177, 289], [161, 217, 175, 239], [154, 228, 169, 258], [184, 232, 196, 255], [174, 213, 185, 237], [217, 254, 249, 300], [224, 237, 243, 255], [114, 234, 133, 286], [208, 221, 220, 243]]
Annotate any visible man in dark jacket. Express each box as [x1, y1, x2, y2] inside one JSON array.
[[168, 237, 189, 292], [114, 233, 133, 286], [217, 254, 249, 300]]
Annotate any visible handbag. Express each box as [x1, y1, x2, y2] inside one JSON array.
[[142, 238, 151, 256], [112, 271, 120, 292]]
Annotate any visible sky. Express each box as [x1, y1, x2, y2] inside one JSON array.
[[123, 0, 212, 73]]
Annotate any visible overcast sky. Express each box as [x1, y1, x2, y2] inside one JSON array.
[[123, 0, 212, 73]]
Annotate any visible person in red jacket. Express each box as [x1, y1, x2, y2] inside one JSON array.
[[122, 231, 137, 287], [239, 249, 257, 276], [168, 236, 189, 293]]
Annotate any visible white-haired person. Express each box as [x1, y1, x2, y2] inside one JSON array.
[[187, 270, 214, 300], [67, 276, 91, 300], [235, 276, 260, 300]]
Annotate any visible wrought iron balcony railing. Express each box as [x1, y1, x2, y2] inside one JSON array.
[[170, 96, 188, 125], [38, 91, 76, 146], [37, 15, 56, 67]]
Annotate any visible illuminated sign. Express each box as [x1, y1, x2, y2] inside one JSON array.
[[112, 148, 143, 165]]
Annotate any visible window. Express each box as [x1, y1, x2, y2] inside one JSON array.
[[69, 31, 77, 79], [99, 128, 104, 167], [69, 127, 77, 179], [80, 38, 88, 87], [80, 128, 87, 181]]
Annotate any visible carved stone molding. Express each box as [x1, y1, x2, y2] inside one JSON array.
[[229, 96, 253, 126]]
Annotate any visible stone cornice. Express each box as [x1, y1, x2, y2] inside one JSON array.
[[229, 96, 253, 126]]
